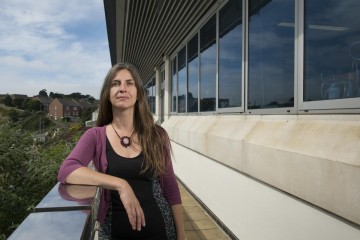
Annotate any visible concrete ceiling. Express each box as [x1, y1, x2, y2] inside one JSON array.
[[104, 0, 221, 83]]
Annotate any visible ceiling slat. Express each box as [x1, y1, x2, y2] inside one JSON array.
[[126, 0, 147, 65], [132, 1, 158, 73]]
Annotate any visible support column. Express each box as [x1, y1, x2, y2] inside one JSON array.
[[154, 67, 161, 122], [163, 55, 171, 121]]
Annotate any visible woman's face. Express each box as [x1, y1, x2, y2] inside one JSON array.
[[109, 69, 138, 110]]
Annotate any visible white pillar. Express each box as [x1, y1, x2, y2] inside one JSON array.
[[154, 67, 161, 122], [163, 55, 171, 121]]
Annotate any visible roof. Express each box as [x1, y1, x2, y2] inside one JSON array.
[[35, 96, 52, 104], [11, 94, 28, 99], [104, 0, 219, 83], [54, 98, 98, 110], [56, 98, 81, 107], [76, 99, 98, 109]]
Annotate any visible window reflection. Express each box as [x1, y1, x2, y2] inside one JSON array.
[[248, 0, 295, 109], [304, 0, 360, 101], [188, 34, 199, 112], [171, 58, 177, 112], [219, 0, 243, 109], [178, 46, 187, 113], [200, 15, 217, 112]]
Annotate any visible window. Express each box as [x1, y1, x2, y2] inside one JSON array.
[[178, 46, 187, 113], [200, 15, 217, 112], [304, 0, 360, 102], [219, 0, 243, 109], [248, 0, 295, 110], [171, 58, 177, 112], [187, 34, 199, 112]]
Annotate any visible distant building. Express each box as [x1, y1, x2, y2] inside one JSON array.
[[76, 98, 97, 112], [11, 94, 28, 100], [48, 98, 82, 121], [48, 98, 97, 121], [85, 108, 99, 127], [33, 133, 48, 143]]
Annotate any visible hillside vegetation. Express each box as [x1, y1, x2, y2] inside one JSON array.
[[0, 107, 87, 239]]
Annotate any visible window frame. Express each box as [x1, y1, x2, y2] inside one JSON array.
[[297, 0, 360, 113], [167, 0, 360, 116], [244, 0, 297, 115], [170, 56, 178, 114], [187, 32, 200, 114], [217, 0, 245, 114]]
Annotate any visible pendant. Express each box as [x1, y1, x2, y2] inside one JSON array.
[[120, 136, 131, 148]]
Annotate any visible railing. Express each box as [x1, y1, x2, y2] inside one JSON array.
[[7, 183, 101, 240]]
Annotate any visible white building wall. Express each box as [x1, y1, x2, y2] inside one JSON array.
[[171, 141, 360, 240], [162, 115, 360, 239]]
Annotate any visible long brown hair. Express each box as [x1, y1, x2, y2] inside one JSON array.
[[97, 63, 168, 176]]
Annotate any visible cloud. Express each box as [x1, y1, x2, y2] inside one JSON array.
[[0, 0, 110, 98]]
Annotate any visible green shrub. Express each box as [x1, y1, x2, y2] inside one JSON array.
[[0, 123, 79, 238]]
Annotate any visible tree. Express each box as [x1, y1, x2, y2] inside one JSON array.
[[12, 98, 24, 109], [3, 95, 13, 107], [0, 123, 36, 237], [7, 109, 20, 122], [38, 89, 48, 97], [80, 107, 93, 122], [52, 93, 64, 99], [21, 113, 50, 131], [0, 123, 79, 238], [86, 95, 96, 103], [22, 99, 41, 112], [67, 92, 83, 99]]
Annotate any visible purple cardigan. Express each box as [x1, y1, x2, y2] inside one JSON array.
[[57, 126, 181, 223]]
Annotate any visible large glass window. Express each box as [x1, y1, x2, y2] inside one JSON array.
[[200, 15, 217, 112], [304, 0, 360, 101], [187, 34, 199, 112], [178, 46, 187, 113], [171, 58, 177, 112], [219, 0, 243, 109], [248, 0, 295, 109]]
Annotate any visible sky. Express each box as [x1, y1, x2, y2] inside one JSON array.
[[0, 0, 111, 99]]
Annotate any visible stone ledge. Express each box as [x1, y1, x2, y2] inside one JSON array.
[[162, 115, 360, 225]]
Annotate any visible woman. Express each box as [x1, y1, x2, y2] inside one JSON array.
[[58, 63, 185, 240]]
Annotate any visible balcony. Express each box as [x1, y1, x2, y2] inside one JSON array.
[[7, 183, 100, 240], [7, 181, 231, 240]]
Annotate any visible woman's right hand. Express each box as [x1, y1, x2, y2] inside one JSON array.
[[117, 180, 145, 231]]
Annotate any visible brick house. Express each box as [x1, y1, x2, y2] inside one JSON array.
[[48, 98, 82, 120]]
